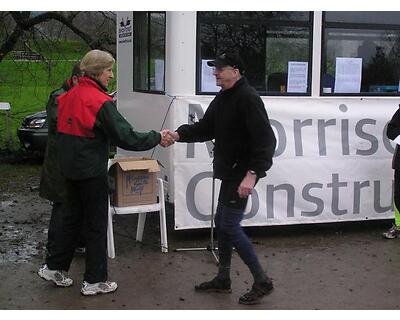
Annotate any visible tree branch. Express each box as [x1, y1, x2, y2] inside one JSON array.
[[0, 24, 23, 62], [1, 11, 116, 62]]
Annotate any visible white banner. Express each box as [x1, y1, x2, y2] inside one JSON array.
[[173, 97, 396, 230]]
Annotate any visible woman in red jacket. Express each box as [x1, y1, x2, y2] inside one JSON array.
[[38, 50, 173, 296]]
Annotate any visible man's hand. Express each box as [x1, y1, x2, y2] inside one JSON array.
[[237, 171, 257, 198], [159, 129, 176, 147], [167, 130, 180, 142]]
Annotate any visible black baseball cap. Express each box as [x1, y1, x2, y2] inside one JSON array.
[[207, 52, 245, 74]]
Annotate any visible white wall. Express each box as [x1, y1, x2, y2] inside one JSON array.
[[116, 12, 174, 199], [165, 11, 197, 96]]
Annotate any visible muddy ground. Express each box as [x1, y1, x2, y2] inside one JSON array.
[[0, 155, 399, 310]]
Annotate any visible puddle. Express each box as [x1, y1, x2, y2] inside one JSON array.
[[0, 241, 40, 264], [1, 201, 14, 208], [0, 227, 43, 264]]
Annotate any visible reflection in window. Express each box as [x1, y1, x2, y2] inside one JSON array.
[[133, 12, 165, 92], [199, 11, 310, 21], [322, 12, 400, 95], [149, 13, 165, 91], [133, 12, 148, 91], [325, 11, 400, 25], [197, 11, 313, 95]]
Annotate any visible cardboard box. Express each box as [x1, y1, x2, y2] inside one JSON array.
[[109, 157, 160, 207]]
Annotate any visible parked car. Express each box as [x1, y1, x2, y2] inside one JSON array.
[[17, 91, 117, 153], [17, 110, 48, 153]]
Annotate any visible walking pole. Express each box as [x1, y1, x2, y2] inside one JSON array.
[[174, 175, 219, 264]]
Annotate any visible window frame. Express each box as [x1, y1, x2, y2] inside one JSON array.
[[132, 11, 166, 94], [320, 11, 400, 97], [195, 12, 314, 96]]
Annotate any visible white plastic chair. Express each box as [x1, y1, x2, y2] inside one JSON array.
[[107, 177, 168, 258]]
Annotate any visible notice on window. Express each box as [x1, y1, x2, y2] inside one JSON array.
[[334, 57, 362, 93], [154, 59, 164, 91], [287, 61, 308, 93], [201, 60, 219, 92]]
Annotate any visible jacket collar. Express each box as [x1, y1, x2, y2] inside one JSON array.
[[79, 76, 108, 93], [62, 78, 73, 92], [219, 77, 247, 96]]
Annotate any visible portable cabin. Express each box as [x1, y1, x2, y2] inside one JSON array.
[[116, 11, 400, 230]]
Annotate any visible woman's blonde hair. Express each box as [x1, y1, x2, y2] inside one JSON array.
[[80, 50, 115, 77]]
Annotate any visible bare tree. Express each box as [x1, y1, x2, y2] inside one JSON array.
[[0, 11, 116, 62]]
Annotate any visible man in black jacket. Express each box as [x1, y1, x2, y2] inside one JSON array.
[[168, 52, 277, 305]]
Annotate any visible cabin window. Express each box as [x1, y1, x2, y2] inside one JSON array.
[[321, 12, 400, 96], [196, 11, 313, 96], [133, 12, 165, 93]]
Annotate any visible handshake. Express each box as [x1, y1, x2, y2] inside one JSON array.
[[159, 129, 179, 148]]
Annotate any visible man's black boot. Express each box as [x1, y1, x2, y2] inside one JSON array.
[[238, 279, 273, 305], [194, 277, 232, 293]]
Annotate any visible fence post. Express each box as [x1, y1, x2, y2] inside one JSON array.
[[0, 102, 12, 150]]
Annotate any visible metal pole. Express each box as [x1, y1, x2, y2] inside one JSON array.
[[210, 175, 215, 248], [174, 175, 219, 264], [209, 176, 219, 263]]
